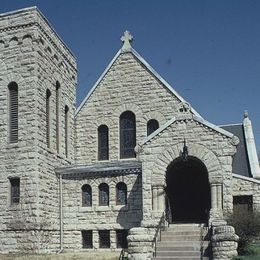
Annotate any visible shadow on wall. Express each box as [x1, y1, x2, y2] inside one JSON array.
[[116, 174, 142, 229]]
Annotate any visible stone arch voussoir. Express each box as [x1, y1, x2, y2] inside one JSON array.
[[2, 72, 25, 86], [154, 142, 223, 185], [115, 103, 143, 119]]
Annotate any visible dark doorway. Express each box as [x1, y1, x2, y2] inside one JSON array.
[[165, 156, 211, 223]]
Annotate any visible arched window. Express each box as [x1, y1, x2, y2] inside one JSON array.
[[46, 89, 51, 148], [147, 119, 159, 136], [116, 182, 127, 205], [99, 183, 109, 206], [120, 111, 136, 158], [56, 81, 60, 153], [65, 105, 69, 158], [98, 125, 109, 161], [82, 184, 92, 207], [8, 82, 18, 143]]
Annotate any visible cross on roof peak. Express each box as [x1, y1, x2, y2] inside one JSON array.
[[121, 30, 133, 51]]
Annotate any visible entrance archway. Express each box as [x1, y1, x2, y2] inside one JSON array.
[[165, 156, 211, 223]]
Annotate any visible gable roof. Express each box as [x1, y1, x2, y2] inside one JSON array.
[[141, 115, 235, 146], [75, 46, 202, 117]]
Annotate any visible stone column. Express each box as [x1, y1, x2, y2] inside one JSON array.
[[157, 185, 165, 211], [211, 184, 217, 210], [152, 186, 157, 211], [216, 184, 222, 210]]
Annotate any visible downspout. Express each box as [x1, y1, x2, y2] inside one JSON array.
[[58, 173, 63, 253]]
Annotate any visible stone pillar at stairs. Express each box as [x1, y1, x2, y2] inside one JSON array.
[[127, 227, 154, 260], [212, 225, 239, 260]]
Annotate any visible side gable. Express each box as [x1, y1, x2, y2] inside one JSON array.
[[75, 46, 201, 117], [141, 115, 236, 147]]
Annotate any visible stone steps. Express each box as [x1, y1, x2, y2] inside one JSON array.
[[153, 223, 211, 260]]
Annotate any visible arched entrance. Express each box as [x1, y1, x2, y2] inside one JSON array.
[[165, 156, 211, 223]]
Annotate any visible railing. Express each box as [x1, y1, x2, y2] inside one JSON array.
[[152, 209, 170, 257], [119, 248, 127, 260]]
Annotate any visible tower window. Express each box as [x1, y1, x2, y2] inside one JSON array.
[[46, 89, 51, 148], [8, 82, 18, 143], [10, 178, 20, 204], [147, 119, 159, 136], [120, 111, 136, 158], [82, 184, 92, 207], [56, 81, 60, 153], [65, 105, 69, 158], [99, 183, 109, 206], [116, 182, 127, 205], [98, 125, 109, 160]]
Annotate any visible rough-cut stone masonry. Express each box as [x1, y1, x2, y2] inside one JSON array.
[[0, 7, 76, 253], [75, 51, 185, 164], [138, 116, 237, 222], [232, 176, 260, 211], [62, 172, 142, 250], [1, 7, 260, 259]]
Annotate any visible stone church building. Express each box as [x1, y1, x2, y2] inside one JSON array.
[[1, 7, 260, 259]]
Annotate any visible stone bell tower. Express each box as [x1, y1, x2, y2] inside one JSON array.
[[0, 7, 77, 252]]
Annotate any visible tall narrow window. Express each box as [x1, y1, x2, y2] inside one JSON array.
[[147, 119, 159, 136], [99, 183, 109, 206], [65, 105, 69, 158], [116, 182, 127, 205], [120, 111, 136, 158], [98, 125, 109, 160], [10, 178, 20, 204], [46, 89, 51, 148], [56, 81, 60, 153], [8, 82, 18, 143], [82, 184, 92, 207]]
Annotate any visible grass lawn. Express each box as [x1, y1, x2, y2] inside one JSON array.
[[0, 251, 120, 260], [234, 242, 260, 260]]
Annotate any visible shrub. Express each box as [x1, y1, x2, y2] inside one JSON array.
[[227, 210, 260, 255]]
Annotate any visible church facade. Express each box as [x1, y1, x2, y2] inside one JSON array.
[[1, 7, 260, 259]]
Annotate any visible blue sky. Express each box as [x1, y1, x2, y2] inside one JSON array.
[[2, 0, 260, 149]]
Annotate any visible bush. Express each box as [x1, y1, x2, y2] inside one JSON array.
[[227, 210, 260, 255]]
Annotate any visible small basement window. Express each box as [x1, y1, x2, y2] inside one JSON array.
[[82, 230, 93, 248], [233, 195, 253, 212], [10, 178, 20, 204], [99, 230, 110, 248], [116, 230, 128, 248]]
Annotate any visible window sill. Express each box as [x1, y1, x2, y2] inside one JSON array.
[[79, 206, 94, 212], [112, 204, 128, 211], [6, 143, 19, 149], [8, 203, 21, 211], [96, 206, 111, 212]]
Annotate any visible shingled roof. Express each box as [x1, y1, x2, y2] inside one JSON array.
[[220, 124, 251, 177]]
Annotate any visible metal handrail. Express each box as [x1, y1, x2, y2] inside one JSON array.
[[152, 209, 170, 257], [119, 248, 126, 260]]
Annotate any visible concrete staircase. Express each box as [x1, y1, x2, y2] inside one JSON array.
[[152, 223, 211, 260]]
